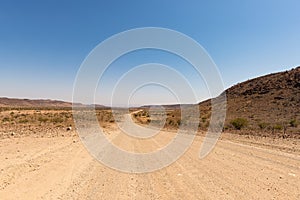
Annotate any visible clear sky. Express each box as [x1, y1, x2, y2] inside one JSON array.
[[0, 0, 299, 106]]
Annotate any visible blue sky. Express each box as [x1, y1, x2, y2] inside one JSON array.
[[0, 0, 299, 106]]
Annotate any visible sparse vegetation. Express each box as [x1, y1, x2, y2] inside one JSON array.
[[19, 119, 29, 123], [2, 117, 10, 122], [289, 119, 298, 127], [0, 108, 121, 138], [273, 124, 283, 131], [258, 122, 268, 130], [38, 117, 48, 123], [230, 118, 248, 130], [51, 117, 64, 124]]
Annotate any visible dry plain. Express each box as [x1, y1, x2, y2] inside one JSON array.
[[0, 116, 299, 200]]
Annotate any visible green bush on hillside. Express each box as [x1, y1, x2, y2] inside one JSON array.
[[273, 124, 283, 131], [230, 118, 248, 130], [258, 122, 268, 130], [289, 119, 298, 127]]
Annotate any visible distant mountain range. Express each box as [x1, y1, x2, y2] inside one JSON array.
[[0, 98, 72, 108], [0, 97, 107, 109]]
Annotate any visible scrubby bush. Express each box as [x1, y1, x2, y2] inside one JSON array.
[[289, 119, 298, 127], [19, 119, 29, 123], [38, 116, 48, 123], [258, 122, 268, 130], [230, 118, 248, 130], [168, 119, 175, 126], [273, 124, 283, 131], [2, 117, 10, 122], [51, 117, 64, 123], [223, 124, 231, 131]]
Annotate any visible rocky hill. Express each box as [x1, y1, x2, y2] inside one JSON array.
[[199, 66, 300, 137], [134, 66, 300, 138]]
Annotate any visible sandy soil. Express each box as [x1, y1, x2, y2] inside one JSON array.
[[0, 125, 299, 199]]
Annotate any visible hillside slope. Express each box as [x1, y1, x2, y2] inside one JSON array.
[[134, 66, 300, 138], [199, 66, 300, 137]]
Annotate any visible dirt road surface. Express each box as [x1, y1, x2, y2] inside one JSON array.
[[0, 125, 299, 199]]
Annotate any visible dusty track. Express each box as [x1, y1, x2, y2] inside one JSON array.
[[0, 126, 299, 199]]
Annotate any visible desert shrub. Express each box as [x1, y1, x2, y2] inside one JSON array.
[[14, 114, 20, 119], [223, 124, 231, 131], [38, 117, 48, 123], [273, 124, 283, 131], [168, 119, 174, 125], [51, 117, 64, 123], [258, 122, 268, 130], [204, 122, 209, 128], [2, 117, 10, 122], [19, 119, 29, 123], [289, 119, 298, 127], [230, 118, 248, 130]]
